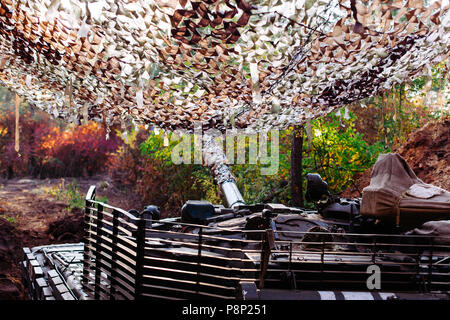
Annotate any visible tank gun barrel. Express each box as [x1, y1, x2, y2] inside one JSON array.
[[202, 134, 245, 208]]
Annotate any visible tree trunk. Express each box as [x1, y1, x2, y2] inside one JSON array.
[[291, 125, 304, 207]]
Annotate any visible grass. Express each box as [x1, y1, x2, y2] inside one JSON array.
[[45, 179, 108, 212], [0, 214, 17, 224], [93, 196, 109, 210], [45, 179, 84, 212], [98, 196, 108, 204], [65, 181, 84, 211]]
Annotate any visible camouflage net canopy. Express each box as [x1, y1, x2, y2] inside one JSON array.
[[0, 0, 449, 134]]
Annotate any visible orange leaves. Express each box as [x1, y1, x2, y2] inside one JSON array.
[[34, 121, 121, 176], [0, 125, 7, 137]]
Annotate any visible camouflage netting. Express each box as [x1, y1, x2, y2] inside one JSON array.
[[0, 0, 449, 134]]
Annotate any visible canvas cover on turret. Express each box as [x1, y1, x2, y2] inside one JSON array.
[[361, 153, 450, 229]]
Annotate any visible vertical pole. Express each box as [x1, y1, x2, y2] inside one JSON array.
[[94, 203, 103, 300], [82, 187, 95, 294], [382, 94, 388, 149], [134, 218, 146, 300], [14, 94, 20, 153], [291, 125, 304, 207], [82, 201, 90, 290], [320, 239, 325, 284], [288, 242, 292, 272], [259, 234, 266, 289], [110, 209, 119, 300], [372, 238, 377, 264], [259, 230, 272, 289], [428, 237, 434, 291], [349, 204, 353, 224], [415, 242, 421, 291], [196, 227, 203, 295], [288, 242, 296, 290]]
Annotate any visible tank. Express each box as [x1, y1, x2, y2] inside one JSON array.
[[21, 144, 450, 300]]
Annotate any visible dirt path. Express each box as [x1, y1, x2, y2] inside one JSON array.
[[0, 175, 143, 300], [0, 179, 67, 241]]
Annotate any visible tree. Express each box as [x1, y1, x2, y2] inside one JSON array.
[[290, 125, 304, 207]]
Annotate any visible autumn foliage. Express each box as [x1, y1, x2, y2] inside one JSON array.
[[0, 108, 120, 178], [40, 122, 120, 177], [108, 130, 216, 217]]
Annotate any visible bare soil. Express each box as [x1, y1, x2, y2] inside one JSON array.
[[342, 116, 450, 197], [0, 175, 143, 299]]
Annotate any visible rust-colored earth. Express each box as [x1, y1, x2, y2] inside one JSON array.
[[0, 175, 143, 299], [342, 116, 450, 197]]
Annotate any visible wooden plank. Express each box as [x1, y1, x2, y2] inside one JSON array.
[[83, 253, 136, 281], [88, 242, 136, 275], [85, 211, 138, 233], [83, 251, 136, 279], [141, 264, 238, 287], [142, 255, 258, 280], [86, 201, 140, 222], [86, 227, 137, 250], [141, 273, 236, 293], [82, 282, 110, 300], [83, 263, 136, 296], [85, 235, 137, 261], [144, 246, 255, 266]]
